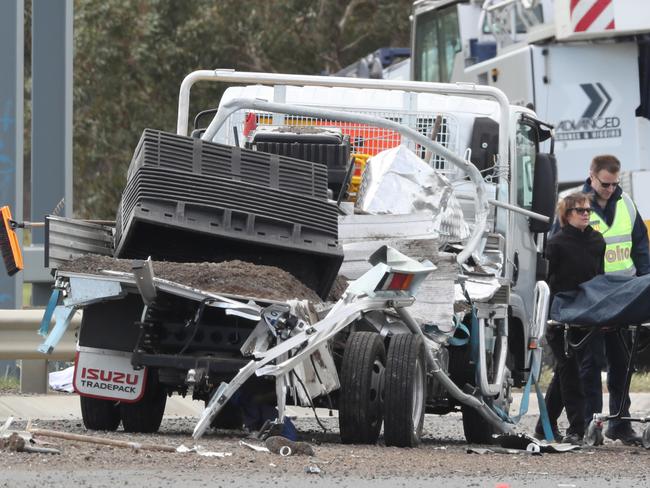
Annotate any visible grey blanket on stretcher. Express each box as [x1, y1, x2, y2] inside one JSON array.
[[549, 274, 650, 327]]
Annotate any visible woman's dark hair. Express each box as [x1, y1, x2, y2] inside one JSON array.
[[557, 191, 591, 227]]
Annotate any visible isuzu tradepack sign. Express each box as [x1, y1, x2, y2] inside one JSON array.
[[74, 347, 146, 402]]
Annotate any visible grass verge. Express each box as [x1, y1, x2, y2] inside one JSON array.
[[0, 376, 20, 393]]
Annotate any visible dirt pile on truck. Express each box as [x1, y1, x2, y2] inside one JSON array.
[[60, 255, 322, 303]]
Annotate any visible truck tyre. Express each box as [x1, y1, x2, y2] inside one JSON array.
[[80, 396, 121, 431], [461, 367, 513, 444], [383, 333, 426, 447], [339, 331, 386, 444], [120, 370, 167, 433]]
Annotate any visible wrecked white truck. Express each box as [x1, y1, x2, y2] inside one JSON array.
[[36, 71, 557, 446]]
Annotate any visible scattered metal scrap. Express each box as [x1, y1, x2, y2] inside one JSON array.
[[175, 445, 232, 457], [1, 418, 61, 455], [22, 425, 235, 457], [265, 436, 315, 456], [27, 427, 176, 452], [0, 432, 61, 455], [496, 433, 581, 453], [239, 440, 270, 453]]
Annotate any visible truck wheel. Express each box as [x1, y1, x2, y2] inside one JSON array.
[[383, 333, 427, 447], [80, 396, 121, 431], [339, 331, 386, 444], [462, 367, 513, 444], [120, 370, 167, 433]]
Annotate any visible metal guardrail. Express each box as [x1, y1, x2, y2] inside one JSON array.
[[0, 309, 80, 360]]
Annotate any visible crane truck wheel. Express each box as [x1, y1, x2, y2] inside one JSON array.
[[120, 369, 167, 433], [339, 331, 386, 444], [383, 333, 426, 447], [80, 396, 121, 431], [461, 366, 513, 444]]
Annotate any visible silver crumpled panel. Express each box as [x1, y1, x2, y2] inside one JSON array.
[[355, 145, 470, 246], [454, 276, 502, 303]]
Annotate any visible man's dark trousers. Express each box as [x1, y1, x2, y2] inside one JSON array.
[[580, 330, 633, 431]]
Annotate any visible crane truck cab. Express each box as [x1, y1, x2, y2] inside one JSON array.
[[411, 0, 650, 231]]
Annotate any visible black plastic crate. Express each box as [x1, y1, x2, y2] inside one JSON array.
[[115, 130, 343, 299], [117, 167, 338, 237], [129, 129, 329, 200], [246, 130, 351, 192]]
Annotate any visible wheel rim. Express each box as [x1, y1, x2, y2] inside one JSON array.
[[411, 357, 424, 430], [369, 358, 385, 425]]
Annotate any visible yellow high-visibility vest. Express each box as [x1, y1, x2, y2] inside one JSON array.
[[589, 193, 637, 275]]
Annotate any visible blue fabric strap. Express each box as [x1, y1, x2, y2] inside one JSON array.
[[535, 376, 555, 442], [510, 368, 554, 442]]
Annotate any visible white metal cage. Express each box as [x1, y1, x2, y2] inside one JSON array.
[[214, 108, 460, 175]]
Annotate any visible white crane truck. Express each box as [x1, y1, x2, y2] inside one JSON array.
[[410, 0, 650, 229], [36, 71, 557, 446]]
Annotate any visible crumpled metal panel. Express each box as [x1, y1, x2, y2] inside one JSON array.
[[454, 277, 502, 303], [355, 146, 470, 246]]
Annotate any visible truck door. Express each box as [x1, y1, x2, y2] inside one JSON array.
[[509, 115, 540, 324]]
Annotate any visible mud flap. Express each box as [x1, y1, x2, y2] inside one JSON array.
[[73, 347, 146, 403]]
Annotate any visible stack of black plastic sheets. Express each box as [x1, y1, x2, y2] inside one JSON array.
[[115, 129, 343, 299]]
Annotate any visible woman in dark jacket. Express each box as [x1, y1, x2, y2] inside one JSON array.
[[534, 191, 605, 444]]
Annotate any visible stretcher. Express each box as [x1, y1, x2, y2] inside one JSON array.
[[548, 319, 650, 448]]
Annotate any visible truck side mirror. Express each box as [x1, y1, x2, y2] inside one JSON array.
[[529, 152, 557, 233]]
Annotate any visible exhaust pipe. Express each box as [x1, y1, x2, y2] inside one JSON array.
[[395, 306, 514, 435]]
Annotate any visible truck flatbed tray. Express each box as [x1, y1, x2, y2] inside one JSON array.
[[56, 269, 285, 307], [58, 255, 323, 303]]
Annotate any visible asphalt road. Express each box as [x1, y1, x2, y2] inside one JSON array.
[[2, 411, 650, 488]]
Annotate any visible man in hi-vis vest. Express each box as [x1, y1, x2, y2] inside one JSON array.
[[581, 154, 650, 445]]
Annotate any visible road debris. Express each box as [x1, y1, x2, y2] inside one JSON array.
[[0, 417, 14, 434], [28, 428, 176, 452], [467, 447, 541, 456], [304, 465, 322, 474], [239, 440, 270, 453], [496, 433, 581, 453], [265, 436, 314, 456], [176, 445, 232, 457], [1, 433, 27, 452], [1, 418, 61, 454], [48, 366, 75, 393], [0, 433, 61, 455]]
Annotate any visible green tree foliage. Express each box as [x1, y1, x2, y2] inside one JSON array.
[[73, 0, 413, 218]]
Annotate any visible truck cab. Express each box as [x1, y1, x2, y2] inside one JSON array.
[[204, 78, 556, 387]]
